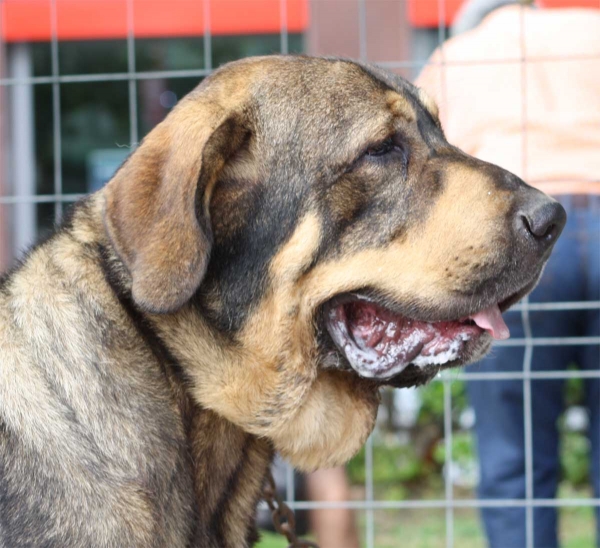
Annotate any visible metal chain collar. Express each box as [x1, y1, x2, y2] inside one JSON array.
[[263, 471, 320, 548]]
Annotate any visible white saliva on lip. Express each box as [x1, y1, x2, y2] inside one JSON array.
[[412, 333, 471, 367], [355, 325, 474, 377], [326, 301, 485, 380]]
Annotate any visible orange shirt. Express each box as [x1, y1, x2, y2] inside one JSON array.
[[416, 5, 600, 195]]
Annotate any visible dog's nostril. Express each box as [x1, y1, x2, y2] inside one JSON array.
[[519, 202, 567, 244], [520, 214, 534, 235], [521, 214, 556, 239]]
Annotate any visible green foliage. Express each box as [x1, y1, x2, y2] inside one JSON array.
[[564, 364, 585, 407], [417, 380, 469, 427], [432, 431, 475, 467], [559, 364, 591, 487], [346, 445, 365, 484], [347, 440, 435, 489], [560, 431, 590, 487]]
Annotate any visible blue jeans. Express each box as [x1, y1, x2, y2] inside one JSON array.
[[467, 195, 600, 548]]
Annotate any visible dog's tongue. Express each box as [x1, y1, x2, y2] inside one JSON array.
[[470, 305, 510, 340]]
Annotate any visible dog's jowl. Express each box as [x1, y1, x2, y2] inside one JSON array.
[[0, 56, 566, 547]]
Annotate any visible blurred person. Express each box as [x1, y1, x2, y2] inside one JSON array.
[[306, 467, 360, 548], [417, 1, 600, 546]]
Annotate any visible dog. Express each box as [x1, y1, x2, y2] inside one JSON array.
[[0, 55, 565, 547]]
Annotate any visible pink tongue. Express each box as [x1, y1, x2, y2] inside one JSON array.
[[470, 305, 510, 340]]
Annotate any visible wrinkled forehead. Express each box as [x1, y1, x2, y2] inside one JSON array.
[[251, 58, 441, 151], [354, 60, 446, 143], [325, 59, 443, 126]]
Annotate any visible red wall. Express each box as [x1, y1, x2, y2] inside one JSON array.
[[1, 0, 308, 42]]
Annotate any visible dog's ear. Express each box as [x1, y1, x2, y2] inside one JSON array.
[[103, 87, 251, 313]]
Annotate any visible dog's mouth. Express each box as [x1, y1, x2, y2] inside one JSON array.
[[322, 293, 511, 383]]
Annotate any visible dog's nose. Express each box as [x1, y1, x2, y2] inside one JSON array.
[[517, 201, 567, 248]]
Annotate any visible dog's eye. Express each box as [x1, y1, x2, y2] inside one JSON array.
[[346, 136, 408, 174], [365, 138, 396, 157]]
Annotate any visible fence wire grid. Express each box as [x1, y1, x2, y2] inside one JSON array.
[[1, 1, 599, 547]]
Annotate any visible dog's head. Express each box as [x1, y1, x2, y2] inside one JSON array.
[[104, 56, 565, 469]]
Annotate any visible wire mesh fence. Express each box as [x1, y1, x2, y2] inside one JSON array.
[[1, 1, 599, 547]]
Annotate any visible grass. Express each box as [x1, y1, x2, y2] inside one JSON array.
[[256, 485, 597, 548], [256, 531, 287, 548]]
